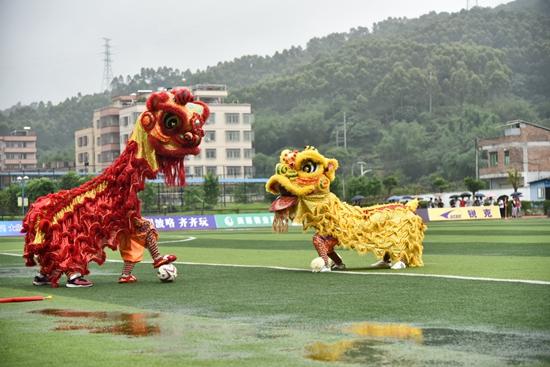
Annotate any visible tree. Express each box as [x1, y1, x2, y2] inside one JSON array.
[[138, 183, 156, 213], [507, 168, 522, 192], [464, 176, 485, 197], [432, 176, 449, 193], [203, 173, 220, 207], [382, 176, 398, 196], [25, 178, 57, 202], [59, 172, 84, 190], [233, 184, 249, 204], [183, 186, 205, 211]]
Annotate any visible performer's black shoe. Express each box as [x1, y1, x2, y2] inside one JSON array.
[[331, 263, 347, 271], [32, 274, 51, 286]]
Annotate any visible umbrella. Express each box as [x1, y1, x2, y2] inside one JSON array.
[[460, 192, 472, 197], [449, 194, 460, 199], [401, 195, 414, 200], [351, 195, 365, 203], [511, 192, 523, 197], [474, 193, 485, 197], [497, 194, 509, 201], [387, 195, 401, 202]]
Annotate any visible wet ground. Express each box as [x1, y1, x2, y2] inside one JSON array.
[[306, 322, 550, 366], [30, 309, 160, 337]]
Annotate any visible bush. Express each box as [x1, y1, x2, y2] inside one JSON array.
[[544, 200, 550, 217]]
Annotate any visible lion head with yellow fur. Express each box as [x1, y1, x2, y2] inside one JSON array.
[[266, 146, 340, 231]]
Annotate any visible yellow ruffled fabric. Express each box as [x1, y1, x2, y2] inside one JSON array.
[[129, 122, 158, 172], [294, 193, 425, 267]]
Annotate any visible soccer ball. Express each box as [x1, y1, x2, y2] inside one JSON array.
[[310, 257, 334, 272], [157, 264, 178, 282]]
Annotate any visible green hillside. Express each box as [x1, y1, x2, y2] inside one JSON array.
[[1, 0, 549, 189]]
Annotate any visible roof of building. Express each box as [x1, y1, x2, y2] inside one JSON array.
[[528, 177, 550, 185], [501, 119, 550, 132]]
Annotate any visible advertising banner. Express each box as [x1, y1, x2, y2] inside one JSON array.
[[0, 221, 23, 236], [428, 206, 501, 221], [0, 212, 276, 237], [214, 212, 274, 229], [144, 215, 217, 231]]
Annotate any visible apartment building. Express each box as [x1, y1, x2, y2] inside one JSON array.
[[75, 85, 254, 178], [188, 84, 254, 178], [0, 128, 38, 172], [478, 120, 550, 189]]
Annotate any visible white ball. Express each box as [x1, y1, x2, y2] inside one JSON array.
[[157, 264, 178, 282], [310, 257, 333, 272]]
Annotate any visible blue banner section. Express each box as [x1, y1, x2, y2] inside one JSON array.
[[0, 221, 23, 236]]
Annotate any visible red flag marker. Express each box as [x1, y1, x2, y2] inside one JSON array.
[[0, 295, 53, 303]]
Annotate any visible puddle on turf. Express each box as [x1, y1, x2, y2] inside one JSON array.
[[345, 322, 423, 343], [305, 322, 550, 365], [30, 309, 160, 337]]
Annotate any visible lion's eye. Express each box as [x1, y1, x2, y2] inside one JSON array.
[[302, 161, 317, 173], [163, 114, 180, 130]]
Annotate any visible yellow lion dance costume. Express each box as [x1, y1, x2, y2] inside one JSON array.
[[266, 147, 426, 272]]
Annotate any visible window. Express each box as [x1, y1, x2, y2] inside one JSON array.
[[194, 166, 203, 177], [206, 166, 217, 175], [78, 136, 88, 147], [243, 131, 253, 142], [243, 113, 253, 124], [244, 149, 254, 159], [225, 131, 240, 142], [205, 131, 216, 142], [538, 187, 544, 199], [504, 150, 510, 165], [226, 166, 241, 177], [122, 116, 129, 127], [489, 152, 498, 167], [121, 134, 129, 144], [132, 112, 141, 123], [244, 166, 254, 177], [206, 149, 216, 159], [206, 112, 216, 125], [226, 149, 241, 159], [97, 137, 101, 146], [225, 113, 239, 124]]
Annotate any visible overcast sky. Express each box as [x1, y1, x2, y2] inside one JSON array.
[[0, 0, 512, 110]]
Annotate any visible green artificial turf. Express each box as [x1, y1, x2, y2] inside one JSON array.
[[1, 218, 549, 366]]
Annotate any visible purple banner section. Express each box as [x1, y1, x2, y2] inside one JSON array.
[[143, 215, 217, 231], [415, 209, 430, 223]]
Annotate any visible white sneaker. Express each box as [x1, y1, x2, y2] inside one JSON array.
[[320, 265, 332, 272], [391, 261, 407, 270]]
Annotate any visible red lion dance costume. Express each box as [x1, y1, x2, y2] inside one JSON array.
[[22, 88, 209, 287]]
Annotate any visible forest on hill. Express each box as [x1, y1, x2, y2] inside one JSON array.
[[1, 0, 549, 192]]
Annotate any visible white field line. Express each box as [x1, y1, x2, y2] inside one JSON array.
[[158, 236, 196, 244], [1, 252, 548, 286]]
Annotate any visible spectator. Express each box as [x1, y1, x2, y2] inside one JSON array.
[[498, 198, 506, 219]]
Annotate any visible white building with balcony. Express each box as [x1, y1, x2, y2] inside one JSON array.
[[75, 85, 254, 178]]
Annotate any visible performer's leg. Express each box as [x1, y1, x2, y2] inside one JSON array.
[[313, 234, 344, 270], [143, 226, 177, 268], [118, 261, 138, 283]]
